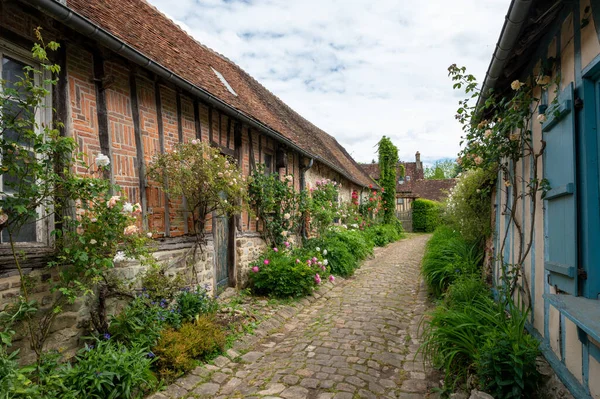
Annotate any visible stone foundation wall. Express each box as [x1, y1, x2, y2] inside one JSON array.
[[235, 233, 267, 288]]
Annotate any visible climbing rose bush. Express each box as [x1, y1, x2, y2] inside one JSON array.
[[308, 179, 341, 237]]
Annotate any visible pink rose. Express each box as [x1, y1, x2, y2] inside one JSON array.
[[132, 203, 142, 216], [329, 275, 335, 283], [314, 274, 321, 284], [252, 266, 259, 273], [273, 247, 278, 252], [106, 195, 120, 208], [264, 259, 270, 265], [123, 225, 139, 235]]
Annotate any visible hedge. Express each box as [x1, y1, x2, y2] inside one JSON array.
[[412, 198, 442, 232]]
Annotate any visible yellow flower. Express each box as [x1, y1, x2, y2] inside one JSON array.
[[511, 80, 525, 90], [484, 129, 492, 139], [509, 132, 520, 141], [504, 180, 511, 187]]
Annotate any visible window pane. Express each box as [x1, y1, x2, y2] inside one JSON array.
[[1, 220, 36, 243], [2, 57, 34, 146]]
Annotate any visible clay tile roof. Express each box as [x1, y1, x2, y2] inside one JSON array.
[[411, 179, 457, 202], [66, 0, 374, 187]]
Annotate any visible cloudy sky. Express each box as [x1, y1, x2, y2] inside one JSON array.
[[147, 0, 508, 165]]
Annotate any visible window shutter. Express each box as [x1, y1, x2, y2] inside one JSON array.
[[543, 82, 577, 295]]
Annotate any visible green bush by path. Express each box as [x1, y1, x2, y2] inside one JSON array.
[[421, 226, 483, 298], [412, 199, 443, 232], [364, 223, 403, 247]]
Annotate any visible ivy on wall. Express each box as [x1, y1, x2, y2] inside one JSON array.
[[377, 136, 399, 223]]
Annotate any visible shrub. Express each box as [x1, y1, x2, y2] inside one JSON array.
[[422, 226, 483, 298], [444, 167, 496, 243], [325, 228, 374, 261], [62, 339, 157, 399], [476, 304, 540, 399], [305, 236, 358, 277], [140, 266, 186, 301], [249, 248, 325, 297], [444, 274, 490, 309], [109, 296, 181, 348], [365, 223, 401, 247], [152, 316, 225, 380], [419, 294, 500, 387], [175, 287, 218, 322], [412, 199, 443, 232]]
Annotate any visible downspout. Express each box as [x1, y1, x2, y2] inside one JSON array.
[[477, 0, 534, 110], [22, 0, 370, 189], [300, 157, 314, 240]]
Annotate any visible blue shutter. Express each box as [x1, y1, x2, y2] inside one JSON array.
[[543, 82, 577, 295]]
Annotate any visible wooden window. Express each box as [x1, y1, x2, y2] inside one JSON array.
[[263, 153, 273, 175], [0, 47, 51, 245]]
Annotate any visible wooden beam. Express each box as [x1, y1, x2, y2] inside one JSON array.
[[176, 91, 189, 235], [208, 106, 214, 143], [218, 110, 222, 145], [129, 71, 148, 231], [193, 99, 202, 140], [154, 81, 170, 237], [226, 117, 232, 149], [92, 50, 114, 187]]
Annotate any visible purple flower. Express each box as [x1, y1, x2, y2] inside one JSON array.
[[103, 333, 111, 340], [147, 351, 156, 358]]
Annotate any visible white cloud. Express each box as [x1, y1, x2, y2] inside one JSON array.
[[148, 0, 507, 163]]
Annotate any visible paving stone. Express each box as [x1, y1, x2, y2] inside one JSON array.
[[240, 351, 265, 363], [280, 386, 309, 399], [400, 379, 429, 393], [212, 355, 230, 367], [175, 373, 202, 390], [219, 377, 242, 395], [258, 383, 286, 395], [161, 384, 188, 398], [299, 377, 319, 388], [282, 374, 300, 385], [192, 383, 220, 396]]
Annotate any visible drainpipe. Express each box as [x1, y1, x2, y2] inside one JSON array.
[[477, 0, 534, 110], [300, 157, 314, 240], [22, 0, 370, 189]]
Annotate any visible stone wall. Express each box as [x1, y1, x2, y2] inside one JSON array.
[[235, 233, 267, 288]]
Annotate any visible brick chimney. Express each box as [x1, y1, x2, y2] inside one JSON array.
[[415, 151, 424, 180]]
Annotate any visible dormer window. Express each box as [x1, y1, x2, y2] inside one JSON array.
[[211, 67, 237, 96]]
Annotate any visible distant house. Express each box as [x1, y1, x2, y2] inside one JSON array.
[[360, 152, 456, 212]]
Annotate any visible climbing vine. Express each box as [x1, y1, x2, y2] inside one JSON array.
[[377, 136, 399, 223], [449, 63, 558, 307]]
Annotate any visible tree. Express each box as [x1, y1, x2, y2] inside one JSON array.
[[376, 136, 399, 223], [424, 159, 459, 179]]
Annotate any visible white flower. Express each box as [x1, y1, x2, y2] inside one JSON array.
[[95, 153, 110, 167], [537, 114, 547, 123], [315, 247, 321, 252], [113, 251, 126, 263], [89, 239, 97, 245], [191, 139, 199, 145], [323, 249, 328, 255], [511, 80, 525, 90], [281, 230, 288, 237], [285, 175, 293, 182], [283, 213, 291, 220], [122, 202, 134, 213], [323, 259, 328, 266], [147, 232, 153, 238]]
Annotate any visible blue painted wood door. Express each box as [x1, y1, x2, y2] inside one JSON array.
[[215, 212, 230, 290], [543, 82, 578, 295]]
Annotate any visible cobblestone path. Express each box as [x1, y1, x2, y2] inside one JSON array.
[[154, 234, 439, 399]]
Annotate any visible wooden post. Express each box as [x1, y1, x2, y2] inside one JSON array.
[[129, 70, 148, 231], [176, 91, 189, 234], [193, 99, 202, 140], [154, 81, 170, 237], [92, 50, 114, 188], [208, 106, 213, 143]]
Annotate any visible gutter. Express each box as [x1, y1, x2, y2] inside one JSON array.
[[21, 0, 370, 188], [476, 0, 534, 110]]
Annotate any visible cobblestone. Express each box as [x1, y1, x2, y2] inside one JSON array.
[[152, 235, 439, 398]]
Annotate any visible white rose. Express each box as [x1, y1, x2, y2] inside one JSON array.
[[113, 251, 126, 263], [89, 239, 97, 245], [323, 259, 328, 266], [191, 139, 199, 145], [95, 153, 110, 167], [147, 232, 153, 238], [537, 114, 547, 123], [122, 202, 134, 213], [323, 249, 328, 255], [315, 247, 320, 252], [284, 213, 291, 220], [511, 80, 524, 90]]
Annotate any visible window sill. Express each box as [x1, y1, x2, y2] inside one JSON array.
[[544, 293, 600, 344]]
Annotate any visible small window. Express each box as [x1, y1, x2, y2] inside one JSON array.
[[263, 153, 273, 175], [397, 198, 404, 205], [406, 175, 411, 181]]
